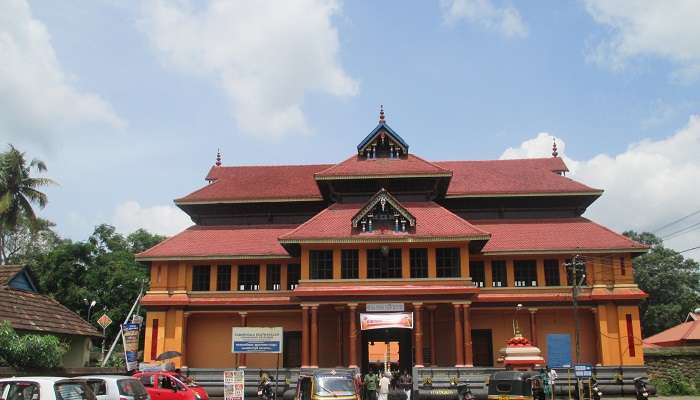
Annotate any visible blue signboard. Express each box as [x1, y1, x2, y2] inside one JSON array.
[[122, 323, 140, 371], [233, 341, 281, 353], [575, 364, 592, 378], [546, 334, 572, 368]]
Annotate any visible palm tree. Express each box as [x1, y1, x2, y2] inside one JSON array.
[[0, 145, 56, 264]]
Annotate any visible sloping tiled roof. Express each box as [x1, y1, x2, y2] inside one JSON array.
[[177, 164, 332, 203], [136, 225, 295, 260], [280, 202, 489, 242], [473, 218, 648, 254], [0, 287, 101, 337], [0, 265, 23, 286], [644, 320, 700, 346], [437, 158, 599, 196], [315, 154, 452, 179]]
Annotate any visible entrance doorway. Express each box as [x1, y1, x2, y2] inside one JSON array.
[[361, 328, 412, 373], [472, 329, 493, 366]]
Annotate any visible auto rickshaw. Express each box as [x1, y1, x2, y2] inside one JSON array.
[[295, 370, 358, 400], [487, 371, 545, 400]]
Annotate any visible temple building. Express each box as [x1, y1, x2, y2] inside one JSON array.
[[137, 108, 648, 372]]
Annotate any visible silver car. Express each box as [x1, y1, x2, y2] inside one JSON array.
[[78, 376, 149, 400], [0, 377, 96, 400]]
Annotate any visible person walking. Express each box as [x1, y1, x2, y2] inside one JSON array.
[[364, 369, 379, 400], [378, 372, 391, 400]]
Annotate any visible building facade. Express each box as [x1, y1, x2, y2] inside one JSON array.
[[137, 111, 648, 371]]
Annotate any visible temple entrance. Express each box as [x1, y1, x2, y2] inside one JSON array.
[[361, 328, 412, 374]]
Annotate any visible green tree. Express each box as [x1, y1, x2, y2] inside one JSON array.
[[0, 321, 68, 368], [28, 224, 164, 340], [624, 231, 700, 336], [0, 145, 55, 264], [0, 215, 59, 264]]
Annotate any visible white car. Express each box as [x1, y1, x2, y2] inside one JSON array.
[[78, 376, 150, 400], [0, 377, 95, 400]]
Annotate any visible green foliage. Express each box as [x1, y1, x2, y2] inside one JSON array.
[[0, 145, 56, 264], [652, 375, 698, 396], [0, 321, 68, 368], [28, 224, 164, 340], [623, 231, 700, 336]]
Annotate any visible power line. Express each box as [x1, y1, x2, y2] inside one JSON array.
[[679, 245, 700, 254], [661, 220, 700, 240], [652, 208, 700, 233]]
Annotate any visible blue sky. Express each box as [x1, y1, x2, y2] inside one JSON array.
[[3, 0, 700, 259]]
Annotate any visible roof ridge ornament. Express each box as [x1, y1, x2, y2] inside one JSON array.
[[215, 148, 222, 167], [552, 139, 558, 158], [379, 104, 385, 124]]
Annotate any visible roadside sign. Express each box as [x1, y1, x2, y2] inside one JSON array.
[[224, 370, 245, 400], [360, 312, 413, 330], [131, 315, 144, 325], [232, 327, 283, 353], [97, 314, 112, 329], [574, 364, 592, 378], [122, 323, 140, 371]]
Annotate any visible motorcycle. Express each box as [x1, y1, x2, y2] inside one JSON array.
[[633, 377, 649, 400], [258, 379, 274, 400], [455, 383, 475, 400], [591, 377, 603, 400]]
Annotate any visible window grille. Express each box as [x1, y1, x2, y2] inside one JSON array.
[[470, 261, 485, 287], [310, 250, 333, 279], [436, 248, 460, 278], [238, 265, 260, 291], [514, 260, 537, 287], [266, 264, 281, 291], [192, 265, 210, 291], [410, 248, 428, 278], [367, 248, 402, 278], [216, 265, 231, 291], [341, 250, 359, 279], [287, 264, 300, 290], [491, 260, 506, 287], [544, 259, 560, 286]]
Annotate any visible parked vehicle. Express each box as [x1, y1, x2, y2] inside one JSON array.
[[590, 377, 603, 400], [132, 372, 206, 400], [633, 377, 649, 400], [296, 370, 358, 400], [0, 377, 96, 400], [454, 383, 475, 400], [487, 371, 538, 400], [79, 375, 150, 400]]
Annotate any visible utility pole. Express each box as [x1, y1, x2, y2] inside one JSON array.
[[566, 255, 587, 400]]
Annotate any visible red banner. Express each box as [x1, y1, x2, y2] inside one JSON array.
[[360, 312, 413, 330]]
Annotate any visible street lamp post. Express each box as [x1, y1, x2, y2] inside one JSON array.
[[84, 299, 97, 322]]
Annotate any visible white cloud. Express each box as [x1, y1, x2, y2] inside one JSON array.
[[112, 201, 192, 236], [441, 0, 527, 38], [584, 0, 700, 80], [140, 0, 358, 138], [0, 0, 124, 144], [501, 116, 700, 259]]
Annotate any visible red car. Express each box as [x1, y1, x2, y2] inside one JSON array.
[[133, 372, 208, 400]]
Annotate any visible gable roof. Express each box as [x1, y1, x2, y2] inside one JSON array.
[[177, 164, 332, 204], [0, 265, 24, 286], [357, 122, 409, 154], [351, 189, 416, 228], [0, 265, 37, 292], [473, 218, 648, 254], [136, 225, 295, 261], [315, 154, 452, 180], [436, 158, 600, 197], [280, 201, 489, 243], [644, 319, 700, 347], [0, 287, 101, 337]]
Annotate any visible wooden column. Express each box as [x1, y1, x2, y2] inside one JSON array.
[[462, 303, 473, 367], [348, 304, 358, 368], [591, 307, 601, 366], [335, 306, 344, 367], [453, 303, 464, 367], [427, 305, 437, 366], [413, 303, 424, 367], [239, 312, 248, 368], [528, 308, 538, 346], [301, 306, 310, 368], [310, 305, 319, 368]]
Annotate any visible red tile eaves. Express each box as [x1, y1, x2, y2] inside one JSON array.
[[315, 154, 452, 178]]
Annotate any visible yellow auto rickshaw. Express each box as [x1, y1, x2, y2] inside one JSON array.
[[295, 370, 358, 400]]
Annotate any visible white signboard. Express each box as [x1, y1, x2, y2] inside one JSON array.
[[224, 370, 245, 400], [232, 327, 283, 353], [366, 303, 405, 312]]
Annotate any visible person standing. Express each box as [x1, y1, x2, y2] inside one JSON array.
[[364, 369, 378, 400], [546, 365, 558, 400], [399, 370, 412, 400], [378, 373, 391, 400]]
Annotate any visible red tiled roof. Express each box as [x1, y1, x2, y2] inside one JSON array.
[[177, 164, 332, 203], [473, 218, 648, 254], [644, 320, 700, 346], [436, 158, 599, 196], [0, 287, 101, 337], [136, 225, 294, 260], [315, 154, 451, 179], [280, 202, 489, 242]]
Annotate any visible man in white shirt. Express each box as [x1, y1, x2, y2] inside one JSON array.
[[547, 366, 558, 399], [378, 372, 391, 400]]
